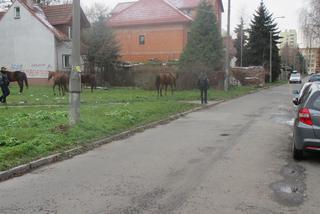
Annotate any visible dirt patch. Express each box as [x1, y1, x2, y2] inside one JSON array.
[[51, 124, 69, 134]]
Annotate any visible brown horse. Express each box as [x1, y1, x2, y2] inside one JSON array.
[[155, 72, 178, 96], [48, 71, 68, 96], [3, 70, 28, 93], [81, 73, 97, 92]]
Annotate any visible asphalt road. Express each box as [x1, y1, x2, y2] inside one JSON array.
[[1, 84, 320, 214]]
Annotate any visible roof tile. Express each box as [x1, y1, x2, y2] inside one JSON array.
[[41, 4, 73, 25], [108, 0, 192, 27]]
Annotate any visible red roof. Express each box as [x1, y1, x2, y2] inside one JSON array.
[[110, 2, 136, 15], [42, 4, 90, 27], [42, 4, 73, 25], [108, 0, 193, 27]]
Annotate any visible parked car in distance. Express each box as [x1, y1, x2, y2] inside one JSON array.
[[292, 82, 320, 160], [289, 72, 302, 84], [308, 74, 320, 82]]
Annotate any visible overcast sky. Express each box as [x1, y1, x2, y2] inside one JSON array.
[[82, 0, 306, 44]]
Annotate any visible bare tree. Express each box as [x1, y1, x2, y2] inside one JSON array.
[[300, 0, 320, 43], [84, 2, 109, 23]]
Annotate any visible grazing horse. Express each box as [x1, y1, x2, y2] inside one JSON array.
[[155, 72, 178, 96], [48, 71, 69, 96], [3, 70, 29, 93], [81, 73, 97, 92]]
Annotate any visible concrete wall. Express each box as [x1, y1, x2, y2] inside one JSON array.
[[0, 0, 56, 78], [231, 66, 266, 86], [113, 24, 190, 62]]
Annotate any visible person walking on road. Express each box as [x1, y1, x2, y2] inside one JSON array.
[[0, 67, 10, 104], [198, 72, 209, 104]]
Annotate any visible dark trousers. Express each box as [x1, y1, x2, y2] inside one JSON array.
[[0, 85, 10, 103], [200, 88, 208, 104]]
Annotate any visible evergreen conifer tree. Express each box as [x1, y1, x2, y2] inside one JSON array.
[[246, 1, 281, 81], [179, 1, 225, 72]]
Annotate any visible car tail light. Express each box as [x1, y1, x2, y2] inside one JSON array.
[[299, 108, 313, 125]]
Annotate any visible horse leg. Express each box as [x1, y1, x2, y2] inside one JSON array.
[[165, 84, 168, 96], [18, 81, 23, 93], [53, 84, 56, 96], [171, 84, 174, 95], [58, 84, 62, 96]]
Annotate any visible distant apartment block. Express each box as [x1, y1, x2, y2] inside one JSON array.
[[300, 48, 320, 73], [280, 30, 297, 48]]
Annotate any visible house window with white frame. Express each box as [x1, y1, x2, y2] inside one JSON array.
[[14, 7, 20, 19], [68, 26, 72, 39], [62, 55, 71, 68]]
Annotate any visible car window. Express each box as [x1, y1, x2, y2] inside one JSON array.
[[291, 73, 300, 77], [309, 92, 320, 111], [299, 84, 311, 98], [299, 87, 312, 105], [309, 75, 320, 82]]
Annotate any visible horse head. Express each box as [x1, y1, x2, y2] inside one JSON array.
[[48, 71, 54, 81]]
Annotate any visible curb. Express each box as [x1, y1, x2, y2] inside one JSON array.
[[0, 100, 223, 182]]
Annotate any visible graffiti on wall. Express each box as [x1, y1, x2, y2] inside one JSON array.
[[8, 64, 53, 78]]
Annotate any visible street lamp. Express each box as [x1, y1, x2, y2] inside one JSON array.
[[269, 16, 285, 82]]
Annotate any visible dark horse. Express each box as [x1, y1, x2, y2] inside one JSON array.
[[81, 73, 97, 92], [155, 72, 178, 96], [3, 70, 29, 93], [48, 71, 68, 96]]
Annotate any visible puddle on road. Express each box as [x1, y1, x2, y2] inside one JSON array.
[[270, 180, 305, 206], [270, 164, 306, 207]]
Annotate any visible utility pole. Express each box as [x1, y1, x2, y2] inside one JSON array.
[[240, 21, 243, 67], [269, 31, 272, 82], [69, 0, 81, 125], [224, 0, 231, 91]]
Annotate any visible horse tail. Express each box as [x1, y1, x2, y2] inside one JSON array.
[[24, 73, 29, 88]]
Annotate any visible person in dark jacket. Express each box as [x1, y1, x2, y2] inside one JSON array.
[[197, 72, 209, 104], [0, 67, 10, 104]]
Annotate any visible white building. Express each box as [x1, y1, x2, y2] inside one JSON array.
[[0, 0, 89, 84], [280, 30, 298, 49]]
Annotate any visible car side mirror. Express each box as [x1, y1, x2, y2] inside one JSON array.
[[292, 90, 299, 95], [292, 98, 299, 105]]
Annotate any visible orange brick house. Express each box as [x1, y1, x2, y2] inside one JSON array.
[[108, 0, 224, 62]]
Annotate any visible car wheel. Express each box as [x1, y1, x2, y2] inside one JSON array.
[[293, 140, 303, 160]]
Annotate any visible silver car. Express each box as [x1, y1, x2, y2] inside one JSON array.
[[289, 72, 302, 84], [293, 82, 320, 160]]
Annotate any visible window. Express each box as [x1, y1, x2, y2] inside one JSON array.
[[139, 35, 145, 45], [14, 7, 20, 19], [187, 32, 191, 42], [62, 55, 71, 68], [68, 26, 72, 39]]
